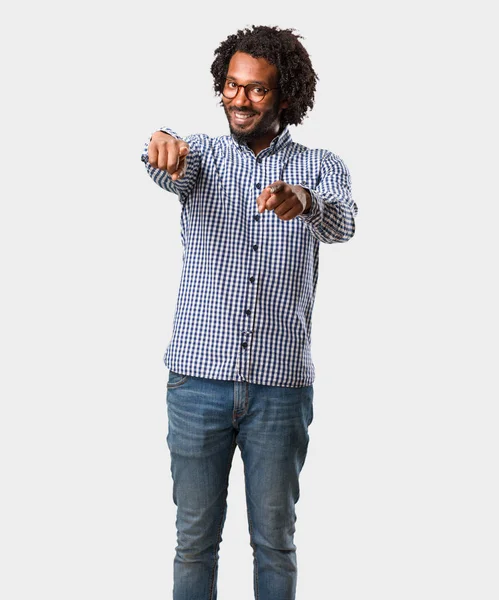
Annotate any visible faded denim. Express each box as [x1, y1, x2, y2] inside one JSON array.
[[166, 370, 314, 600]]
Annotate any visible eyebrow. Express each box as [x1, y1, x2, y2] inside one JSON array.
[[225, 76, 269, 87]]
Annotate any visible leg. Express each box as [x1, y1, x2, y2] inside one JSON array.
[[166, 373, 236, 600], [237, 382, 314, 600]]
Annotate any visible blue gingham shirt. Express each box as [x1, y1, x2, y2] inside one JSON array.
[[141, 126, 357, 387]]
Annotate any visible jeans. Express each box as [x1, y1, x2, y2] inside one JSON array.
[[165, 370, 314, 600]]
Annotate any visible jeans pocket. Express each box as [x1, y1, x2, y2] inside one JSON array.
[[167, 370, 190, 389]]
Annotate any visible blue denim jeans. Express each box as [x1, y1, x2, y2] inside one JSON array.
[[165, 370, 314, 600]]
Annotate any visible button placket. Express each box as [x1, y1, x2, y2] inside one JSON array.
[[240, 164, 265, 379]]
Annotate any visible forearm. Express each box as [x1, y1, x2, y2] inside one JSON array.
[[297, 153, 357, 244], [299, 190, 356, 243]]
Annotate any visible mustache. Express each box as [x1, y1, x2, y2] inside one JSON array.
[[229, 107, 258, 115]]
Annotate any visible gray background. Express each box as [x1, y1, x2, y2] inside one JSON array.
[[1, 0, 497, 598]]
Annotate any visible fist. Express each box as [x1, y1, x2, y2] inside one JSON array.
[[147, 131, 190, 181]]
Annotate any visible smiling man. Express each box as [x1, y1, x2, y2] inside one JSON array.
[[141, 25, 357, 600]]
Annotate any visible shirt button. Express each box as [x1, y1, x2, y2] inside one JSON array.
[[255, 182, 261, 189], [245, 309, 251, 316], [241, 342, 248, 349], [254, 214, 260, 221], [252, 244, 258, 251], [249, 276, 255, 283]]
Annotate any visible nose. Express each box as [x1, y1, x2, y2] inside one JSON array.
[[233, 85, 252, 108]]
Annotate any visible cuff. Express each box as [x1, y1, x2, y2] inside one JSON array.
[[297, 185, 324, 227], [157, 127, 182, 140]]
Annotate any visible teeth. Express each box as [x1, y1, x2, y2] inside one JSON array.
[[234, 112, 253, 118]]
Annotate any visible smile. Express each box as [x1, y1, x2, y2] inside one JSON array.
[[232, 111, 256, 125]]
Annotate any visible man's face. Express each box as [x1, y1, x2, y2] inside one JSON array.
[[222, 52, 288, 146]]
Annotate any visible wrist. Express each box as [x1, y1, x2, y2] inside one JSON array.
[[152, 130, 174, 141], [302, 189, 312, 214]]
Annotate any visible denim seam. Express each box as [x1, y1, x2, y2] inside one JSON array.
[[243, 383, 258, 599], [208, 433, 237, 600], [244, 468, 259, 600]]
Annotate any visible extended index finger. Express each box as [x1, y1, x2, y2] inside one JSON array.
[[258, 182, 287, 212], [257, 181, 284, 213], [268, 183, 284, 195]]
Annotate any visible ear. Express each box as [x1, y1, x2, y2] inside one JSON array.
[[280, 98, 289, 110]]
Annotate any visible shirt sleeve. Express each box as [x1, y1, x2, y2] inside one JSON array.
[[140, 127, 202, 204], [297, 151, 358, 244]]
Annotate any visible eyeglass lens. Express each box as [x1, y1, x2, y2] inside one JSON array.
[[223, 82, 266, 102]]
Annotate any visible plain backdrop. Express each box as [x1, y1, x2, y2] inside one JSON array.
[[1, 1, 498, 599]]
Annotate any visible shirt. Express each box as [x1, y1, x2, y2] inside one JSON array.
[[141, 126, 357, 387]]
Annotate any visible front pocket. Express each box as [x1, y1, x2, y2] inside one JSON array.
[[167, 370, 189, 389]]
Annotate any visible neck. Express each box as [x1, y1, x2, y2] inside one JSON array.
[[247, 124, 283, 156]]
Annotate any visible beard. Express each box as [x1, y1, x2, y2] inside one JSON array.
[[224, 102, 282, 145]]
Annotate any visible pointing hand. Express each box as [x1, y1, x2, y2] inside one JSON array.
[[256, 181, 311, 221], [148, 132, 190, 181]]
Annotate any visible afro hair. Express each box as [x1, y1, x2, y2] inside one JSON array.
[[210, 25, 319, 128]]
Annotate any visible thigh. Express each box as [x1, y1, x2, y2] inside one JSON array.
[[238, 384, 314, 508], [166, 372, 236, 509]]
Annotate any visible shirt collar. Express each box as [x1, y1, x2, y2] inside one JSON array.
[[230, 126, 293, 155]]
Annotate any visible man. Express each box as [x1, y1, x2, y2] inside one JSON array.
[[141, 25, 357, 600]]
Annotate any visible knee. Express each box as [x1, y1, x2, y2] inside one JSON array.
[[248, 505, 297, 552]]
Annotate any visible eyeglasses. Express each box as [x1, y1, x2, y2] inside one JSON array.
[[222, 80, 278, 103]]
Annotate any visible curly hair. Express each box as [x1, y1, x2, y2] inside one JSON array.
[[210, 25, 318, 128]]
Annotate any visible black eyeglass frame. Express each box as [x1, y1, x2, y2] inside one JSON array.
[[222, 81, 279, 103]]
